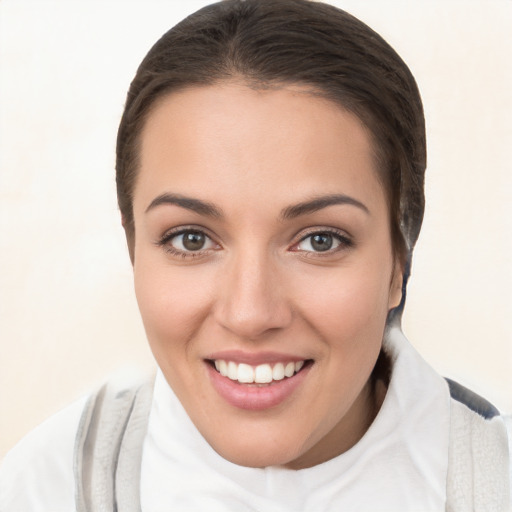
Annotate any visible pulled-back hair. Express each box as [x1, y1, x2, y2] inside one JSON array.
[[116, 0, 426, 319]]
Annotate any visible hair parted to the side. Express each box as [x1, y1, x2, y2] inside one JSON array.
[[116, 0, 426, 321]]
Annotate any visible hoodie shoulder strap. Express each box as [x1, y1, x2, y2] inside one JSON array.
[[446, 384, 510, 511], [74, 378, 153, 512]]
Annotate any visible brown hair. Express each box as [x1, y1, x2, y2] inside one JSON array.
[[116, 0, 426, 319]]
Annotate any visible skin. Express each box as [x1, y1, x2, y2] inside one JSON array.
[[131, 81, 402, 469]]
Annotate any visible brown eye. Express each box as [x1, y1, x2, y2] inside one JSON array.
[[295, 230, 352, 254], [182, 231, 206, 251], [168, 230, 216, 253], [310, 233, 333, 252]]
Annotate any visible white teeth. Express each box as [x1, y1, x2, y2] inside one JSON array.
[[254, 364, 273, 384], [238, 363, 255, 383], [272, 363, 285, 381], [227, 361, 238, 381], [284, 362, 295, 378], [218, 360, 228, 377], [214, 359, 306, 383]]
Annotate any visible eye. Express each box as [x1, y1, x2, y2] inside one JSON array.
[[294, 230, 352, 253], [158, 228, 218, 256], [172, 231, 212, 251]]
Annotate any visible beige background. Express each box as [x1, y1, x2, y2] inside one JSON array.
[[1, 0, 511, 459]]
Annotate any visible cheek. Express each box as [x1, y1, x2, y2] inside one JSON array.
[[133, 261, 214, 354], [293, 263, 393, 339]]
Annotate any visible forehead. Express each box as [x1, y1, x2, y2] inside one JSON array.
[[134, 82, 385, 216]]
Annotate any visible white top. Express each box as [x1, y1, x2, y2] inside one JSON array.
[[1, 328, 451, 511]]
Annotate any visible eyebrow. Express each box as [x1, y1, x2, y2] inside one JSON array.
[[280, 194, 369, 219], [145, 192, 369, 219], [145, 193, 223, 218]]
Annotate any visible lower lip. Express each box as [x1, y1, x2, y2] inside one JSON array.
[[206, 362, 311, 411]]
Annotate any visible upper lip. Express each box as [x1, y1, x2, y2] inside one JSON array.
[[205, 350, 309, 365]]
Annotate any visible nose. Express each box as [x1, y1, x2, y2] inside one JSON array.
[[214, 250, 293, 340]]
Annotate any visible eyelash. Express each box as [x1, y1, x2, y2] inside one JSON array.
[[292, 228, 354, 256], [156, 227, 353, 259], [156, 226, 219, 258]]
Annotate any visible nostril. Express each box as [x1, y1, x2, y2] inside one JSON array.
[[213, 266, 293, 338], [214, 300, 294, 339]]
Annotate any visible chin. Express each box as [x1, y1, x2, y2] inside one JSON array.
[[209, 433, 306, 469]]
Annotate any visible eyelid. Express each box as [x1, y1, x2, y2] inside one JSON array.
[[158, 225, 213, 244], [155, 225, 352, 258], [156, 225, 221, 257], [290, 227, 353, 253]]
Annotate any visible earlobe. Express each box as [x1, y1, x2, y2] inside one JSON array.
[[388, 263, 404, 310]]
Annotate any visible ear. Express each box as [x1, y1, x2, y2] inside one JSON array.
[[388, 259, 403, 310]]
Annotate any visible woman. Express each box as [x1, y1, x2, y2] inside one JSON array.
[[1, 0, 510, 510]]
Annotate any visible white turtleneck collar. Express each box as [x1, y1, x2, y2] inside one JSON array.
[[140, 327, 450, 511]]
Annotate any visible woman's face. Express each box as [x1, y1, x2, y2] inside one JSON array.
[[132, 82, 402, 469]]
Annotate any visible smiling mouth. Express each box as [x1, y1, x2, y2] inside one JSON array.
[[207, 359, 313, 385]]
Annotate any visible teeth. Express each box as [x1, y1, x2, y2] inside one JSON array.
[[255, 364, 273, 384], [218, 360, 228, 377], [272, 363, 285, 381], [238, 363, 255, 383], [213, 359, 306, 384], [227, 361, 238, 381], [284, 362, 295, 378]]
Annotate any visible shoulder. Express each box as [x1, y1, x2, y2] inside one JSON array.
[[446, 380, 511, 510], [0, 395, 88, 512], [0, 374, 153, 512]]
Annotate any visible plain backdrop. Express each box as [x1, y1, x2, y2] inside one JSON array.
[[0, 0, 511, 459]]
